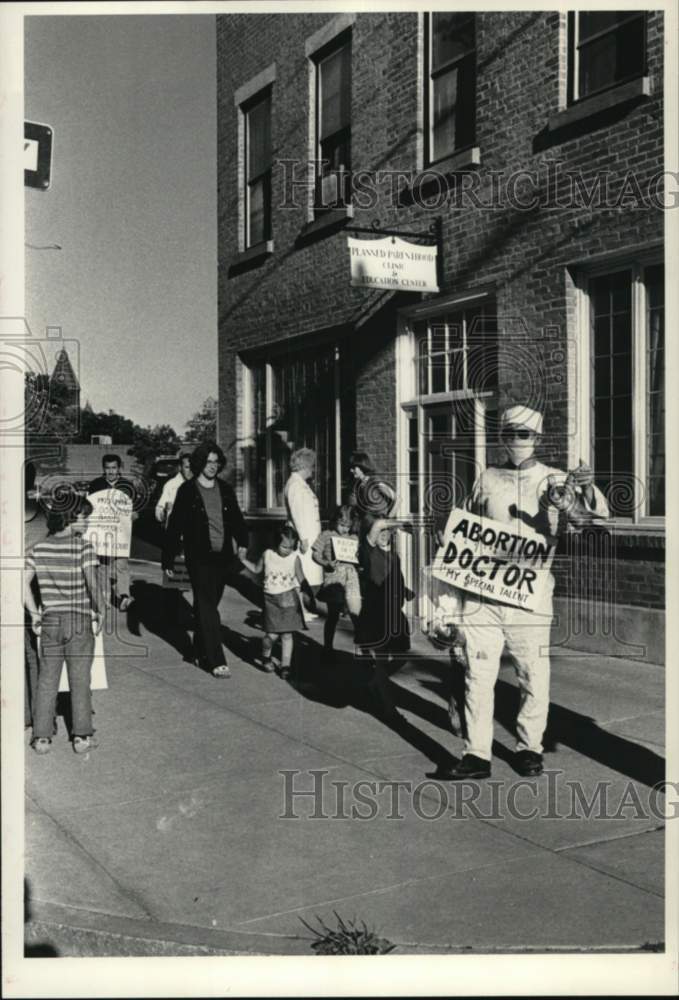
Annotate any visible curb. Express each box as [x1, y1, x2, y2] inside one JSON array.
[[25, 901, 311, 957]]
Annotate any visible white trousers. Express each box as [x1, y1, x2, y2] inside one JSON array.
[[459, 595, 553, 761]]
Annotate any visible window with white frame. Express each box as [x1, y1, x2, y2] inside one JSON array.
[[425, 12, 476, 164], [568, 11, 647, 104], [584, 261, 664, 519], [314, 33, 351, 211], [401, 302, 497, 544], [243, 88, 272, 247], [243, 345, 347, 513]]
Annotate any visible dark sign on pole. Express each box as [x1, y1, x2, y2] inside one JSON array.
[[24, 121, 53, 190]]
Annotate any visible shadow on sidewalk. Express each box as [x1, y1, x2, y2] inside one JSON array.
[[24, 878, 59, 957], [415, 658, 664, 787], [128, 581, 195, 664], [275, 636, 458, 773]]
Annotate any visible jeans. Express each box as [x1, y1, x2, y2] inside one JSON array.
[[187, 556, 227, 669], [33, 611, 95, 739]]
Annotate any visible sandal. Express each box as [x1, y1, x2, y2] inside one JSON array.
[[212, 664, 231, 679], [73, 735, 99, 754], [31, 738, 51, 755]]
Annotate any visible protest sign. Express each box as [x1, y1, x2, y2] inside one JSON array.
[[84, 488, 132, 558], [49, 630, 108, 692], [431, 508, 557, 612], [332, 535, 359, 564]]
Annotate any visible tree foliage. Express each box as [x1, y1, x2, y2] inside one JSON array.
[[184, 396, 217, 443]]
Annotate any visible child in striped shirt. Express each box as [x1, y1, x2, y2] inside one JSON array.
[[25, 494, 106, 755]]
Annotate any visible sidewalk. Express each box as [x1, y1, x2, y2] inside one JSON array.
[[24, 561, 665, 955]]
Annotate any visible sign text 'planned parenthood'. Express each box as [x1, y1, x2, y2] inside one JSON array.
[[431, 509, 557, 612], [348, 235, 439, 292]]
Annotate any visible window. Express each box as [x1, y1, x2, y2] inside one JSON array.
[[243, 89, 272, 247], [587, 262, 664, 518], [314, 35, 351, 211], [568, 11, 646, 103], [244, 345, 352, 512], [425, 13, 476, 164], [414, 304, 497, 397]]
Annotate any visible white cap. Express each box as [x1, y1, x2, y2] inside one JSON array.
[[500, 405, 543, 435]]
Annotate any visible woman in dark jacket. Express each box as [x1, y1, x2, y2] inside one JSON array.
[[347, 452, 396, 541], [163, 441, 248, 678]]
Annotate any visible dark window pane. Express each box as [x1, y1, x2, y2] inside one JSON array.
[[409, 482, 419, 514], [408, 417, 418, 448], [612, 395, 632, 431], [432, 68, 458, 160], [578, 17, 645, 98], [611, 437, 632, 476], [579, 11, 641, 42], [612, 312, 631, 354], [432, 12, 475, 68], [594, 315, 610, 356], [248, 174, 271, 246], [431, 355, 446, 393], [319, 42, 351, 140], [591, 277, 610, 316], [594, 396, 611, 436], [246, 92, 271, 181], [449, 350, 464, 391], [611, 272, 631, 312], [594, 357, 611, 397]]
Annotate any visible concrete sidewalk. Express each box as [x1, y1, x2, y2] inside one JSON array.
[[24, 562, 665, 955]]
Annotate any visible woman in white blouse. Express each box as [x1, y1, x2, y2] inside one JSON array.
[[284, 449, 323, 613]]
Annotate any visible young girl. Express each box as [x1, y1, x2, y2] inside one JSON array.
[[357, 517, 414, 720], [312, 505, 362, 659], [244, 524, 312, 680]]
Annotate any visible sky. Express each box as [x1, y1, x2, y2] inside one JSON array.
[[24, 14, 217, 434]]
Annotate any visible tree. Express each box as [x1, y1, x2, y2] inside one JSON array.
[[185, 396, 217, 443], [127, 423, 182, 473]]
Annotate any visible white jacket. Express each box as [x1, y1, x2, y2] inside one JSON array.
[[284, 472, 323, 587], [155, 472, 186, 524]]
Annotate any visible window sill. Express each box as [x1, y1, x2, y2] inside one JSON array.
[[297, 205, 354, 245], [577, 519, 665, 548], [228, 240, 274, 277], [547, 76, 652, 133], [398, 148, 481, 206]]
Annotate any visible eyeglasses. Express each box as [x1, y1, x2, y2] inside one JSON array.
[[501, 428, 534, 441]]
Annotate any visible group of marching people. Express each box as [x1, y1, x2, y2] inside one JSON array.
[[26, 402, 609, 781]]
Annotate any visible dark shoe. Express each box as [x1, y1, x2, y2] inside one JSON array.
[[515, 749, 543, 777], [261, 657, 276, 673], [279, 666, 291, 681], [445, 753, 491, 781]]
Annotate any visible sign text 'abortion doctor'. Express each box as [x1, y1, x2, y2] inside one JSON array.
[[431, 509, 556, 612]]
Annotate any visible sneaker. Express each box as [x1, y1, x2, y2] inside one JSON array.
[[515, 749, 543, 777], [211, 664, 231, 679], [31, 738, 52, 755], [73, 735, 99, 754], [443, 753, 491, 781]]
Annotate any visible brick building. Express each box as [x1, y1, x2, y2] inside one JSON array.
[[217, 11, 665, 660]]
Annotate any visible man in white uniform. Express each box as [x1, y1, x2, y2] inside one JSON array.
[[445, 404, 609, 780]]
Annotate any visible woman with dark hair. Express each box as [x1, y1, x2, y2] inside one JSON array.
[[163, 441, 248, 678], [347, 451, 396, 540]]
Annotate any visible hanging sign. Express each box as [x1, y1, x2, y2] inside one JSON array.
[[431, 508, 557, 613], [348, 235, 439, 293]]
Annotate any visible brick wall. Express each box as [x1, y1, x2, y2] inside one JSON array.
[[217, 11, 665, 608]]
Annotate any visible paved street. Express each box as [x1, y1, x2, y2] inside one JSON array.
[[25, 561, 665, 956]]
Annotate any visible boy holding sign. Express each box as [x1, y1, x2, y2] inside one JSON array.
[[437, 405, 608, 780], [312, 505, 362, 658]]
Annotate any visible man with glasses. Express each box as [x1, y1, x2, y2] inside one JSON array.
[[163, 441, 248, 679], [442, 404, 608, 780]]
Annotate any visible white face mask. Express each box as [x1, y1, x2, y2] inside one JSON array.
[[503, 437, 537, 467]]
